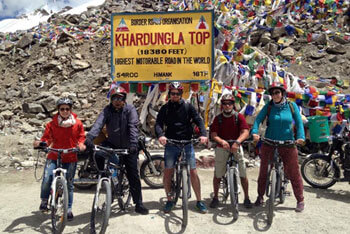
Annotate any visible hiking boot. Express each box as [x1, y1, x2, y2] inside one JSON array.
[[163, 201, 175, 213], [243, 198, 253, 209], [196, 201, 208, 214], [295, 202, 305, 213], [67, 211, 74, 221], [209, 198, 219, 208], [39, 200, 48, 212], [135, 203, 149, 215], [254, 196, 264, 207]]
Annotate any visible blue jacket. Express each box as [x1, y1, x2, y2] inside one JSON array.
[[251, 101, 305, 141], [87, 103, 139, 148]]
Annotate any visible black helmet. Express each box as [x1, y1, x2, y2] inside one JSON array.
[[56, 97, 73, 108]]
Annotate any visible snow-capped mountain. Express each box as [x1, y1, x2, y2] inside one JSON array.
[[0, 0, 105, 33]]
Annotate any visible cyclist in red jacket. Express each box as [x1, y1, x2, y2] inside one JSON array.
[[33, 97, 86, 221]]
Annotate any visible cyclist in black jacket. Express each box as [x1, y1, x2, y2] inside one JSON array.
[[155, 82, 208, 213], [85, 84, 148, 215]]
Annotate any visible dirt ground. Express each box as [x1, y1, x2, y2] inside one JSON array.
[[0, 166, 349, 234]]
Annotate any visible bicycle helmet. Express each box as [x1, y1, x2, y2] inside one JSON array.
[[110, 85, 127, 101], [220, 94, 235, 104], [56, 97, 73, 108], [168, 82, 184, 93], [268, 83, 286, 95]]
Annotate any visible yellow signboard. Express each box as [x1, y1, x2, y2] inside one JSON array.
[[111, 11, 214, 83]]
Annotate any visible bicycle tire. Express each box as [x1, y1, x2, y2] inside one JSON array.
[[140, 155, 165, 189], [267, 169, 276, 225], [181, 167, 189, 227], [117, 172, 131, 210], [174, 169, 181, 204], [90, 180, 111, 234], [228, 168, 238, 220], [51, 177, 68, 234], [301, 155, 337, 189], [279, 170, 286, 204]]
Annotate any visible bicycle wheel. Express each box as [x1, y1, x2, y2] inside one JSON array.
[[140, 155, 165, 188], [117, 172, 131, 210], [228, 168, 238, 220], [267, 169, 276, 225], [220, 176, 229, 202], [279, 170, 286, 204], [51, 177, 68, 234], [301, 155, 337, 189], [181, 167, 189, 227], [174, 169, 181, 204], [90, 180, 111, 234]]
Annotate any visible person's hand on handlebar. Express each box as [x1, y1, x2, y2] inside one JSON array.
[[252, 134, 260, 143], [78, 142, 86, 152], [221, 140, 230, 150], [158, 136, 167, 146], [199, 136, 208, 145], [296, 139, 305, 146], [230, 142, 239, 154]]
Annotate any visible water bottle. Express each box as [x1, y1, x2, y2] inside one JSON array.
[[111, 168, 118, 185]]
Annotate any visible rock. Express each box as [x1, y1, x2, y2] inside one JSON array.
[[16, 33, 33, 49], [259, 32, 271, 46], [271, 27, 286, 39], [326, 45, 347, 54], [333, 35, 349, 44], [22, 103, 44, 114], [0, 41, 14, 51], [40, 96, 58, 112], [310, 51, 326, 59], [0, 110, 14, 120], [329, 55, 338, 62], [54, 47, 70, 57], [71, 60, 91, 70], [280, 47, 295, 59], [314, 33, 328, 45]]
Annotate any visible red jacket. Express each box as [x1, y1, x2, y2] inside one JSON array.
[[41, 112, 85, 163]]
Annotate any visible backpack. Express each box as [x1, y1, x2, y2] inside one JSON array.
[[264, 100, 295, 132]]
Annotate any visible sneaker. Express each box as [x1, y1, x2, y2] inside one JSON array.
[[135, 203, 149, 215], [163, 201, 175, 213], [67, 211, 74, 221], [209, 198, 219, 208], [243, 198, 253, 209], [254, 196, 264, 207], [295, 202, 305, 213], [196, 201, 208, 214], [39, 200, 48, 212]]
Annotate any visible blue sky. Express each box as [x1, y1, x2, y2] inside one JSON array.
[[0, 0, 91, 20]]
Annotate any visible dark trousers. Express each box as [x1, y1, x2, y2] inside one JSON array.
[[98, 141, 142, 205], [258, 143, 304, 203]]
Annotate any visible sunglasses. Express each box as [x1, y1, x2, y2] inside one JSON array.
[[271, 91, 281, 96], [222, 102, 234, 106], [170, 92, 181, 96], [112, 96, 125, 101], [59, 108, 71, 112]]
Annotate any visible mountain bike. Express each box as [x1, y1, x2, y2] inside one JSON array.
[[262, 138, 293, 225], [167, 138, 199, 227], [220, 140, 242, 220], [35, 144, 79, 234], [90, 145, 130, 234]]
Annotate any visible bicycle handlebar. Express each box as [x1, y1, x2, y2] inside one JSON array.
[[34, 147, 80, 154], [261, 137, 295, 146], [167, 138, 200, 147], [93, 145, 129, 155]]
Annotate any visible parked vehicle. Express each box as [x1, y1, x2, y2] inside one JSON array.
[[74, 135, 164, 189], [301, 121, 350, 189]]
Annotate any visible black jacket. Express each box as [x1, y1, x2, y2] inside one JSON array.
[[155, 99, 206, 140], [87, 103, 139, 148]]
